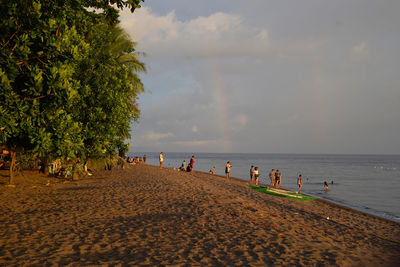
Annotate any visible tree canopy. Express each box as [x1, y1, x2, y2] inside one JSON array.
[[0, 0, 145, 183]]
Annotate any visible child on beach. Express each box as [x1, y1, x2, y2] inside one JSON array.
[[209, 167, 215, 174], [250, 165, 255, 184], [254, 167, 259, 186], [225, 161, 232, 179], [297, 174, 303, 193]]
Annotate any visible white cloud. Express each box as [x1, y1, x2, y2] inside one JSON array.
[[352, 41, 369, 59], [170, 140, 219, 147], [230, 114, 248, 132], [120, 7, 270, 58], [142, 131, 174, 141]]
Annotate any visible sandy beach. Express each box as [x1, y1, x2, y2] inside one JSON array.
[[0, 164, 399, 266]]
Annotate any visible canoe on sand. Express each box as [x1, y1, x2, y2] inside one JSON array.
[[248, 185, 316, 201]]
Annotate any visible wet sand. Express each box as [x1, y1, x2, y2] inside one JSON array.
[[0, 164, 399, 266]]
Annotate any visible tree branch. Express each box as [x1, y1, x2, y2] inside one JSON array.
[[23, 94, 55, 101]]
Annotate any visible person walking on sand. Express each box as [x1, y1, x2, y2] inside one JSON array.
[[254, 167, 260, 186], [269, 169, 275, 186], [297, 174, 303, 193], [225, 161, 232, 179], [250, 165, 255, 184], [159, 152, 164, 169], [324, 181, 329, 192], [275, 169, 282, 188]]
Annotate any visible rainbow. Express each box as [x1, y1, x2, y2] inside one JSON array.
[[209, 61, 232, 153]]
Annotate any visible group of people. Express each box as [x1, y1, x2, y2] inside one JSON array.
[[250, 167, 305, 193], [249, 167, 284, 189], [157, 153, 334, 193], [159, 153, 195, 172], [268, 169, 283, 189], [177, 155, 195, 172], [127, 155, 146, 164], [208, 161, 232, 179]]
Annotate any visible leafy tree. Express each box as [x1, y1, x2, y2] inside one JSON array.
[[0, 0, 144, 184], [73, 23, 145, 165]]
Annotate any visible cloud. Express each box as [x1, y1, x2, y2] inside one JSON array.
[[124, 2, 400, 154], [142, 131, 174, 141], [352, 41, 369, 59], [169, 140, 219, 147], [230, 114, 247, 132], [120, 7, 270, 58]]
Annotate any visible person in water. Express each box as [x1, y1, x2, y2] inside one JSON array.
[[324, 181, 329, 192]]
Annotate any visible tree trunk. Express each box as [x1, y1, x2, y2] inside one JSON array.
[[72, 163, 79, 181], [9, 150, 16, 185]]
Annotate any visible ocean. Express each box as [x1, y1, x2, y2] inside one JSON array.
[[127, 152, 400, 223]]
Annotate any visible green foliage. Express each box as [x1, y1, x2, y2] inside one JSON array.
[[0, 0, 145, 183]]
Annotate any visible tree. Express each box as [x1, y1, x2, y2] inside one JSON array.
[[0, 0, 144, 184], [73, 23, 146, 165]]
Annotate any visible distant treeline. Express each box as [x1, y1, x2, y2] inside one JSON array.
[[0, 0, 145, 184]]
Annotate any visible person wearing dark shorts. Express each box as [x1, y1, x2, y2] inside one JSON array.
[[250, 165, 255, 184], [275, 169, 282, 188], [297, 174, 303, 193], [225, 161, 232, 179], [254, 167, 260, 186]]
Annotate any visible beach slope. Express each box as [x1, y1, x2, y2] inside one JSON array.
[[0, 165, 399, 266]]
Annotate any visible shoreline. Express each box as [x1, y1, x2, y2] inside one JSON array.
[[192, 169, 400, 225], [1, 165, 399, 266], [134, 152, 400, 222]]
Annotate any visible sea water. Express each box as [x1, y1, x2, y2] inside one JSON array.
[[127, 152, 400, 223]]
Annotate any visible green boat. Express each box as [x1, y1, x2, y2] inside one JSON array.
[[248, 185, 316, 201]]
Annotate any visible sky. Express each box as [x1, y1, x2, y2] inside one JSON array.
[[119, 0, 400, 154]]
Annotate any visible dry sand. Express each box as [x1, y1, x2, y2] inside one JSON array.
[[0, 164, 399, 266]]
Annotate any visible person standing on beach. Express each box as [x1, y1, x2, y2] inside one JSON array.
[[269, 169, 275, 186], [250, 165, 255, 184], [254, 167, 259, 186], [297, 174, 303, 193], [189, 155, 195, 171], [225, 161, 232, 179], [159, 152, 164, 169], [324, 181, 329, 192], [275, 169, 282, 188], [143, 155, 146, 163]]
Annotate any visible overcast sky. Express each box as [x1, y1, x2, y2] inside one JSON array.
[[119, 0, 400, 154]]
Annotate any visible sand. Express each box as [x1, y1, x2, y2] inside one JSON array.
[[0, 164, 399, 266]]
